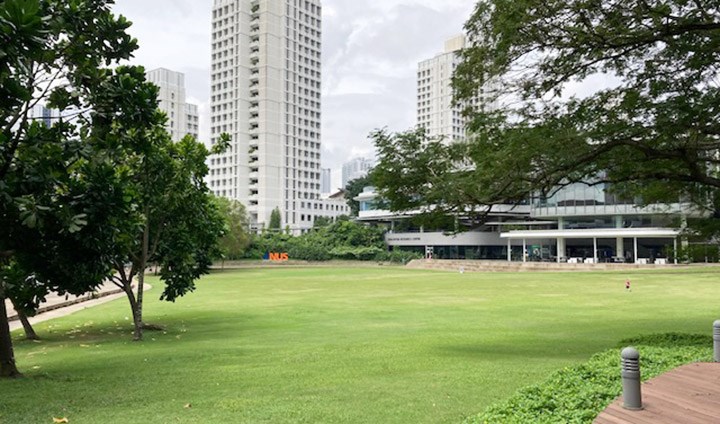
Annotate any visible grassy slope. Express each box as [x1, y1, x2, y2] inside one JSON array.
[[0, 267, 717, 423]]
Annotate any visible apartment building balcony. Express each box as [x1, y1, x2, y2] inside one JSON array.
[[249, 171, 259, 180]]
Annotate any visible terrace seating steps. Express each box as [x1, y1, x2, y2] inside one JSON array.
[[405, 259, 675, 272]]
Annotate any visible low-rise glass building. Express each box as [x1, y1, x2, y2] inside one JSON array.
[[356, 184, 703, 263]]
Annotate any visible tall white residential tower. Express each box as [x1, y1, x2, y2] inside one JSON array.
[[207, 0, 323, 232], [146, 68, 199, 141], [417, 35, 495, 142]]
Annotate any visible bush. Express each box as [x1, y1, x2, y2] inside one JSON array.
[[329, 246, 384, 261], [466, 333, 712, 424], [243, 220, 387, 262], [374, 250, 423, 264]]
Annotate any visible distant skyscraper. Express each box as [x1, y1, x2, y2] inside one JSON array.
[[146, 67, 199, 141], [417, 35, 494, 142], [342, 157, 374, 188], [29, 104, 55, 127], [207, 0, 323, 232], [321, 168, 331, 194]]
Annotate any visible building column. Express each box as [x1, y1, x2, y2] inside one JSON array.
[[593, 237, 598, 263], [557, 237, 566, 262], [633, 237, 638, 263], [674, 237, 678, 265], [507, 238, 511, 262], [522, 238, 527, 263], [615, 215, 623, 259]]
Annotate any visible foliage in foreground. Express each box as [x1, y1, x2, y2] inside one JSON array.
[[467, 333, 713, 424]]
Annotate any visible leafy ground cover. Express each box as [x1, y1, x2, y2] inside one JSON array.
[[467, 333, 713, 423], [1, 266, 718, 423]]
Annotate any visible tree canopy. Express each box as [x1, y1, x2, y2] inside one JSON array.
[[374, 0, 720, 223], [0, 0, 152, 378], [268, 207, 282, 231], [214, 197, 251, 261]]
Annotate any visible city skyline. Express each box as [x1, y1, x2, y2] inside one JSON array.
[[112, 0, 477, 189]]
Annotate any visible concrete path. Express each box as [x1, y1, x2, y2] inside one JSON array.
[[6, 282, 138, 332]]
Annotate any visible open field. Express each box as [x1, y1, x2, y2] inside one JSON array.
[[1, 266, 718, 423]]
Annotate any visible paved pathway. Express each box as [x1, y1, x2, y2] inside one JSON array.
[[594, 363, 720, 423], [6, 282, 131, 332]]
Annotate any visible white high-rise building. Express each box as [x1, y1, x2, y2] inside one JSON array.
[[184, 104, 199, 141], [29, 104, 56, 128], [146, 68, 200, 142], [341, 157, 374, 188], [207, 0, 323, 232], [320, 168, 331, 194], [417, 35, 495, 142]]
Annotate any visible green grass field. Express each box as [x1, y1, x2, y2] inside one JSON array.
[[1, 266, 718, 423]]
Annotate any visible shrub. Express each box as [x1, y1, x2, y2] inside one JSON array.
[[466, 333, 712, 424], [243, 219, 387, 262], [374, 250, 423, 264], [329, 246, 384, 261]]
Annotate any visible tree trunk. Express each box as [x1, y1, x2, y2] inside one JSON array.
[[0, 294, 21, 378], [134, 216, 150, 342], [123, 283, 143, 342], [9, 298, 39, 341]]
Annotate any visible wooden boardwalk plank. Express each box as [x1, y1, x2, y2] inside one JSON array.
[[594, 363, 720, 424]]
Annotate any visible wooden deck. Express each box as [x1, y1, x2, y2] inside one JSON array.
[[594, 363, 720, 423]]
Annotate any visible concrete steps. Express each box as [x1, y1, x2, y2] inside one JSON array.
[[405, 259, 678, 272]]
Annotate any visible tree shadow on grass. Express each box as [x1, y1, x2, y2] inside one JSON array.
[[12, 310, 265, 346]]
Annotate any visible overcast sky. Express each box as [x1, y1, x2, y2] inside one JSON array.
[[112, 0, 477, 189]]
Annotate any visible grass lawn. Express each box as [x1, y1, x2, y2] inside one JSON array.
[[1, 266, 718, 423]]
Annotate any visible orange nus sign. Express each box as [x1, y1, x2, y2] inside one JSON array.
[[264, 252, 289, 261]]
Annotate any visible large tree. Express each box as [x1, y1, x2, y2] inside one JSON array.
[[0, 0, 153, 378], [214, 197, 251, 261], [107, 130, 227, 341], [375, 1, 720, 223], [268, 207, 282, 231]]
